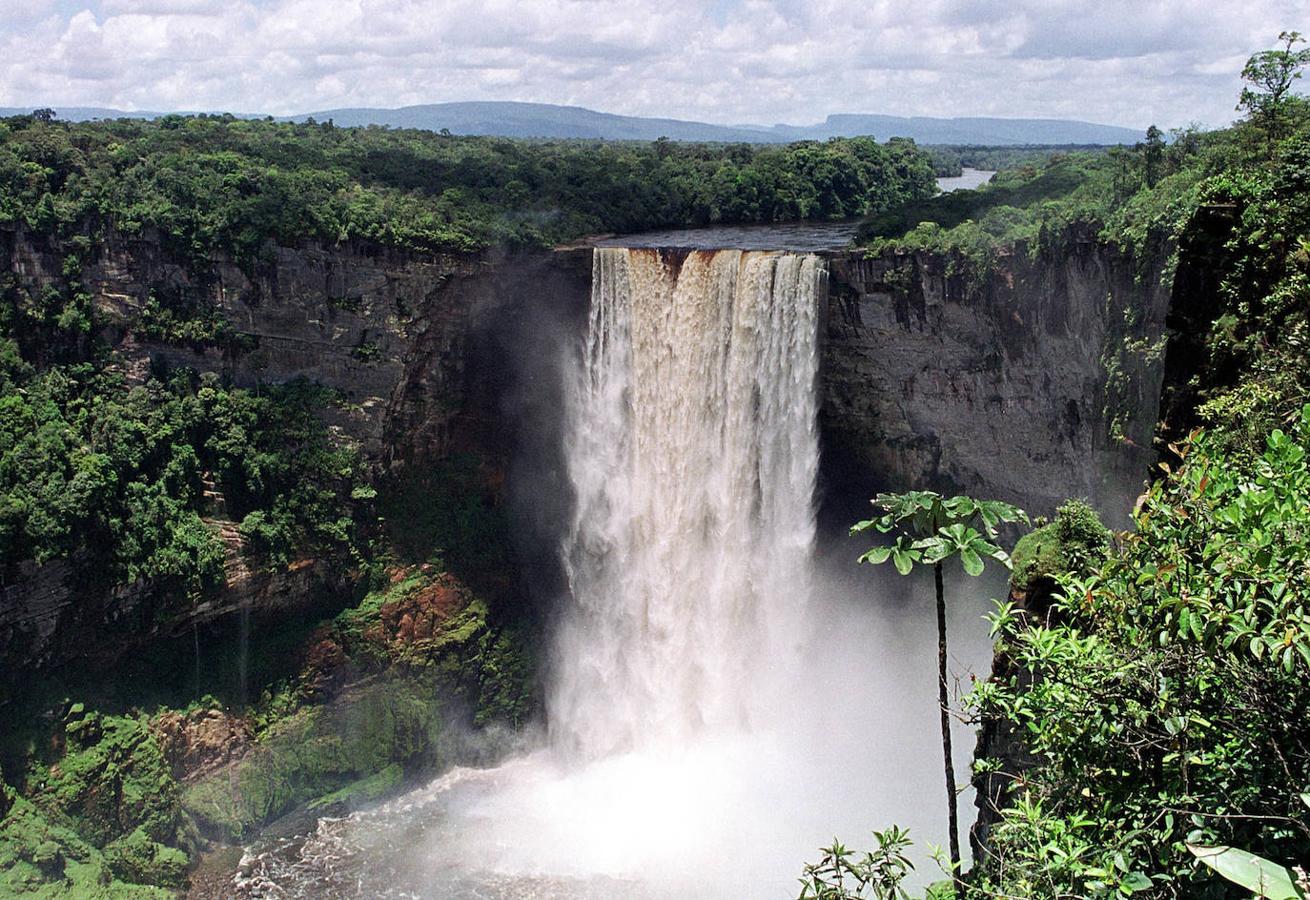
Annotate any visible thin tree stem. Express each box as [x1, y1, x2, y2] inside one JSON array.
[[936, 560, 963, 890]]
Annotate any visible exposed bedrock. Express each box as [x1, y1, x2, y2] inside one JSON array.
[[0, 223, 1172, 672], [819, 233, 1172, 524]]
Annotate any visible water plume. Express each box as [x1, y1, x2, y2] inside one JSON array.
[[550, 247, 824, 757]]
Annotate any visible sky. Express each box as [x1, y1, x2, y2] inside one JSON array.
[[0, 0, 1303, 129]]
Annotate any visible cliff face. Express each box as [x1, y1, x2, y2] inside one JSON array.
[[819, 233, 1172, 522], [3, 226, 589, 465], [0, 226, 590, 671], [2, 223, 1173, 671]]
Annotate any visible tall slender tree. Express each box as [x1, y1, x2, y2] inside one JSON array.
[[851, 491, 1027, 891]]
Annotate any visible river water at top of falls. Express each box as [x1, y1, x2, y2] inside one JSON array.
[[218, 244, 997, 899]]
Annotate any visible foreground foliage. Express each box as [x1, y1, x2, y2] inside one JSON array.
[[799, 827, 916, 900], [813, 39, 1310, 899], [853, 492, 1027, 888], [970, 409, 1310, 897]]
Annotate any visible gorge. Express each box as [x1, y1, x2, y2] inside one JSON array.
[[5, 22, 1310, 900], [225, 242, 1003, 897], [0, 203, 1173, 899]]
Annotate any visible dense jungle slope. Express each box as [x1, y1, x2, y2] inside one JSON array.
[[882, 63, 1310, 900]]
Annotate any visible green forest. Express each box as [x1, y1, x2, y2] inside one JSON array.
[[0, 114, 935, 262]]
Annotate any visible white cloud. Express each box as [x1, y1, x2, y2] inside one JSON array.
[[0, 0, 1302, 128], [0, 1, 59, 27]]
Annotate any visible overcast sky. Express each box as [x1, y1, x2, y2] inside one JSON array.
[[0, 1, 1303, 130]]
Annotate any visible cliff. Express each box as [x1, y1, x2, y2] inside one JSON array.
[[820, 231, 1171, 522], [0, 225, 590, 672], [2, 219, 1176, 675]]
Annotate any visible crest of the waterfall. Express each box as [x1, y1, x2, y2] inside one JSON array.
[[552, 247, 827, 758]]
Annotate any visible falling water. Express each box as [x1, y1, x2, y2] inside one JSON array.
[[551, 248, 825, 756], [237, 597, 250, 707], [224, 244, 979, 898]]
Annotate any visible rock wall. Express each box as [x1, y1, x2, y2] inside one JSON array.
[[2, 221, 1174, 670], [0, 225, 591, 671], [819, 232, 1172, 523]]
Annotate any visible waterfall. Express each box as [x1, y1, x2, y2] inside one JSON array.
[[230, 243, 972, 899], [551, 247, 827, 757]]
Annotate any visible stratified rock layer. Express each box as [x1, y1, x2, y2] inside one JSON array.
[[0, 224, 590, 671], [821, 235, 1170, 521]]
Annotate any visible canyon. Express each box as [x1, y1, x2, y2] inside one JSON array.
[[1, 221, 1170, 673], [0, 220, 1174, 895]]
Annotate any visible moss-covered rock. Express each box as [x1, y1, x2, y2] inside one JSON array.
[[36, 709, 183, 849], [0, 791, 174, 898], [103, 828, 188, 888], [182, 565, 536, 841], [0, 706, 197, 896], [182, 676, 446, 840], [1009, 524, 1063, 595], [1009, 499, 1111, 602], [2, 563, 538, 893], [307, 763, 402, 812]]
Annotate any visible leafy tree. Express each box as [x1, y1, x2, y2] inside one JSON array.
[[0, 116, 938, 268], [970, 410, 1310, 897], [851, 492, 1027, 889], [1238, 31, 1310, 152], [1189, 828, 1309, 900], [1142, 125, 1166, 187], [798, 826, 915, 900]]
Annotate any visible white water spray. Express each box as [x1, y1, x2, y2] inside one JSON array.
[[551, 247, 825, 757]]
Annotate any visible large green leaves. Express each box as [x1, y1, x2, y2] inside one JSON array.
[[852, 490, 1025, 578], [1187, 844, 1305, 899]]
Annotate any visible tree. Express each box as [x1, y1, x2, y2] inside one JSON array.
[[851, 491, 1027, 891], [1238, 31, 1310, 152], [798, 826, 915, 900], [1142, 125, 1165, 187], [31, 108, 56, 123]]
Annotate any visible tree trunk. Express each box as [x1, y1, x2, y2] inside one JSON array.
[[936, 561, 963, 891]]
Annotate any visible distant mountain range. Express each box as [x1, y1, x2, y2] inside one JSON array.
[[0, 101, 1144, 146]]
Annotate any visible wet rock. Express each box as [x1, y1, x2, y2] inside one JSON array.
[[152, 709, 254, 784]]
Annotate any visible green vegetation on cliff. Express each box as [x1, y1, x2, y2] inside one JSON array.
[[1, 564, 535, 891], [859, 135, 1210, 277], [812, 36, 1310, 899], [0, 365, 366, 586], [1, 708, 190, 897], [970, 408, 1310, 898], [1008, 500, 1111, 597], [961, 40, 1310, 898]]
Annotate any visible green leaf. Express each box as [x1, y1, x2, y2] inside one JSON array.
[[960, 547, 984, 576], [859, 546, 892, 565], [1121, 871, 1153, 893], [892, 548, 915, 576], [1187, 844, 1302, 899]]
